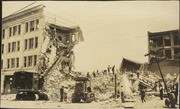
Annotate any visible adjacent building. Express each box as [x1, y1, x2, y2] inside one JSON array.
[[147, 29, 179, 77], [1, 4, 83, 94]]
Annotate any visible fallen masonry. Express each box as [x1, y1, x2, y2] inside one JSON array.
[[36, 24, 84, 101]]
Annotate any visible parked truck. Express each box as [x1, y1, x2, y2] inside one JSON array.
[[13, 71, 48, 100], [72, 77, 95, 103]]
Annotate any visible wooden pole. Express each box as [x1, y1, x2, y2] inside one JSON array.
[[115, 73, 117, 98], [155, 57, 168, 92]]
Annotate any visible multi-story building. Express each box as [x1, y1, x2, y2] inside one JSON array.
[[147, 29, 179, 77], [1, 4, 83, 94]]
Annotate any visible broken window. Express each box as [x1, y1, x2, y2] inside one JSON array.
[[165, 49, 171, 59], [150, 37, 163, 48], [157, 50, 164, 58], [25, 22, 29, 33], [9, 27, 12, 37], [12, 42, 16, 52], [7, 59, 10, 69], [11, 58, 15, 68], [164, 36, 171, 46], [30, 20, 35, 32], [18, 25, 21, 35], [2, 29, 5, 39], [13, 26, 17, 36], [174, 48, 179, 60], [58, 35, 62, 41], [16, 58, 19, 68], [1, 44, 4, 54], [28, 56, 33, 66], [173, 34, 179, 45], [17, 41, 20, 51], [24, 57, 27, 67], [8, 43, 11, 52], [29, 38, 34, 49]]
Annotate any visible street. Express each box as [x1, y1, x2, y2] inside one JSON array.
[[2, 94, 178, 108]]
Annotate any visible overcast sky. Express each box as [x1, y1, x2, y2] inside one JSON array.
[[2, 1, 179, 72]]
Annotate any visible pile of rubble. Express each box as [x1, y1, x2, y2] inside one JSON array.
[[1, 94, 16, 101], [36, 24, 84, 101], [90, 73, 118, 101]]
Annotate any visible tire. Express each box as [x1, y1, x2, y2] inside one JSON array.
[[16, 94, 21, 100], [38, 93, 48, 100]]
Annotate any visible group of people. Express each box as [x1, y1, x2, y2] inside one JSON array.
[[139, 81, 179, 108], [86, 65, 116, 78]]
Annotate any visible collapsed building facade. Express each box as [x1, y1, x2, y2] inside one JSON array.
[[147, 30, 179, 77], [120, 58, 143, 73], [1, 4, 84, 95]]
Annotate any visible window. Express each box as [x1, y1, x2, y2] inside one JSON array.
[[164, 36, 171, 46], [12, 42, 16, 52], [25, 22, 29, 33], [36, 19, 39, 30], [174, 48, 179, 60], [34, 55, 37, 66], [13, 26, 17, 36], [8, 43, 11, 52], [25, 39, 28, 50], [35, 37, 38, 48], [173, 34, 179, 45], [1, 60, 3, 69], [17, 41, 20, 51], [30, 21, 35, 31], [9, 27, 12, 37], [16, 58, 19, 68], [2, 29, 5, 39], [28, 56, 33, 66], [29, 38, 34, 49], [7, 59, 10, 69], [1, 44, 4, 54], [18, 25, 21, 35], [11, 58, 15, 68], [165, 49, 171, 59], [24, 57, 27, 67]]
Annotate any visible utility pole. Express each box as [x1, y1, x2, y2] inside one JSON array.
[[145, 48, 168, 92], [115, 73, 117, 98]]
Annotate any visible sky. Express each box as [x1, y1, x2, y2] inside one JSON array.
[[2, 1, 179, 72]]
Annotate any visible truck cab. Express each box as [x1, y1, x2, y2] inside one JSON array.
[[72, 77, 95, 103]]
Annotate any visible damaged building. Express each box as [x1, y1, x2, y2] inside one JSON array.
[[147, 29, 179, 77], [119, 58, 143, 73], [1, 4, 84, 94]]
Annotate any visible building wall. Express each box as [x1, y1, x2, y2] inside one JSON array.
[[147, 60, 179, 77], [1, 7, 46, 93], [147, 30, 179, 77]]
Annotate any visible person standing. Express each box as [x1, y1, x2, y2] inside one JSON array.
[[112, 65, 115, 75], [169, 91, 176, 108], [120, 86, 125, 103], [107, 65, 111, 74], [140, 88, 146, 103], [159, 86, 163, 100], [87, 72, 90, 78], [60, 86, 64, 102]]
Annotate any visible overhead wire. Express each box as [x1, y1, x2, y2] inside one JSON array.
[[9, 1, 37, 16], [44, 10, 78, 26], [45, 15, 72, 27]]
